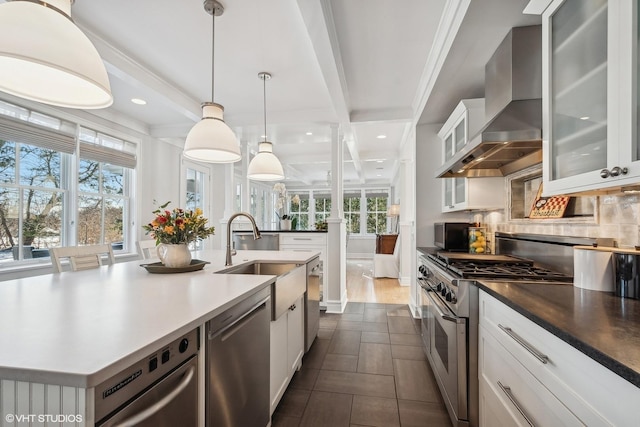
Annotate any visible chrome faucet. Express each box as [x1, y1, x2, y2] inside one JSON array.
[[226, 212, 261, 266]]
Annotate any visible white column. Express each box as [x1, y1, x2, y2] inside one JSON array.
[[400, 127, 418, 315], [219, 163, 235, 249], [325, 123, 347, 313]]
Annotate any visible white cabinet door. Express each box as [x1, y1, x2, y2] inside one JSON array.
[[542, 0, 640, 195], [287, 295, 304, 374], [479, 324, 583, 427], [442, 177, 504, 212], [270, 313, 288, 415]]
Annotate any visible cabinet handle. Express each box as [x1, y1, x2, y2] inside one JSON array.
[[601, 166, 629, 178], [497, 381, 535, 427], [289, 304, 296, 311], [610, 166, 628, 177], [498, 324, 548, 364]]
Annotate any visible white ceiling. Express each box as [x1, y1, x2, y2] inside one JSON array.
[[20, 0, 540, 188]]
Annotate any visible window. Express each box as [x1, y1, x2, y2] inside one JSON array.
[[78, 128, 135, 250], [0, 141, 65, 262], [289, 192, 310, 230], [184, 164, 207, 250], [343, 191, 361, 233], [365, 190, 388, 234], [0, 101, 136, 266], [314, 192, 331, 225]]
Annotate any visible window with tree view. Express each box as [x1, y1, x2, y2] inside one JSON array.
[[0, 102, 136, 265], [366, 190, 388, 234], [343, 192, 361, 233], [0, 141, 64, 262], [289, 192, 309, 230]]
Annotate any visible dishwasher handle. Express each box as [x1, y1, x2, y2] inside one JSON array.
[[112, 364, 196, 427], [208, 296, 270, 340]]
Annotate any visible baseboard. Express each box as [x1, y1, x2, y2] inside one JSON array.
[[347, 253, 374, 260], [399, 275, 411, 286]]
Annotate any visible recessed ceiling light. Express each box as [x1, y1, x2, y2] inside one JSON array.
[[580, 116, 590, 120], [377, 134, 386, 139], [260, 134, 267, 139], [376, 160, 384, 163], [376, 174, 382, 177], [306, 132, 313, 136], [131, 98, 147, 105]]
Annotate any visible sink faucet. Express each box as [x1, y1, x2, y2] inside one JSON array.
[[226, 212, 261, 266]]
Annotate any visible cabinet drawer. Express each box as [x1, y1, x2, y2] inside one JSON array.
[[479, 325, 582, 427], [479, 290, 638, 426], [279, 233, 327, 246]]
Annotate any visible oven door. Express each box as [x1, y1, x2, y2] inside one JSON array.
[[425, 288, 468, 423], [419, 282, 432, 359]]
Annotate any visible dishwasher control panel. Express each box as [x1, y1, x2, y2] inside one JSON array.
[[94, 327, 199, 423]]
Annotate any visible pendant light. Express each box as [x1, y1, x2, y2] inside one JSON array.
[[247, 72, 284, 181], [0, 0, 112, 109], [183, 0, 241, 163]]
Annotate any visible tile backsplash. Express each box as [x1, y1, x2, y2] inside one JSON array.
[[472, 193, 640, 253]]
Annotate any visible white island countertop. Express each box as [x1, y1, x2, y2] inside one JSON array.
[[0, 249, 319, 388]]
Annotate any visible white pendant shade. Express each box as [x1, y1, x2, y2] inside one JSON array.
[[0, 0, 113, 109], [248, 142, 284, 181], [184, 103, 241, 163]]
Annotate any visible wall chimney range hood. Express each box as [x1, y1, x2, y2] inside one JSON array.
[[436, 25, 542, 178]]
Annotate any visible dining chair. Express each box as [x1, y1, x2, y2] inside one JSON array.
[[136, 240, 158, 260], [50, 244, 115, 273]]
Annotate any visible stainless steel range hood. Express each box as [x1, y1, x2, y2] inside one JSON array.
[[436, 25, 542, 178]]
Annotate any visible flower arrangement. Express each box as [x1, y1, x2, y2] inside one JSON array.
[[142, 201, 215, 245], [274, 182, 288, 220]]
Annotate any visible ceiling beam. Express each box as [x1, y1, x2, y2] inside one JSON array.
[[77, 24, 202, 123], [296, 0, 363, 181], [350, 108, 413, 124]]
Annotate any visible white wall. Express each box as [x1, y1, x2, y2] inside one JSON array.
[[415, 123, 469, 247]]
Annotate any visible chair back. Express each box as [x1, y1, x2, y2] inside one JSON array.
[[136, 240, 158, 260], [50, 244, 115, 273]]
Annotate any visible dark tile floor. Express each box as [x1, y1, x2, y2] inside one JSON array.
[[272, 302, 452, 427]]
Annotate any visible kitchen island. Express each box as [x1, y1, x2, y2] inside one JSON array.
[[0, 249, 319, 426]]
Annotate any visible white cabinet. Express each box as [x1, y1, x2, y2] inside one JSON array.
[[442, 176, 505, 212], [479, 290, 640, 427], [280, 233, 327, 305], [269, 294, 304, 415], [438, 99, 504, 212], [538, 0, 640, 195], [439, 98, 485, 162]]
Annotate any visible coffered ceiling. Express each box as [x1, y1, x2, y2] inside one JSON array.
[[2, 0, 541, 188]]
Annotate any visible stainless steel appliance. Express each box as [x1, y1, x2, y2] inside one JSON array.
[[207, 286, 271, 427], [418, 232, 604, 427], [434, 222, 472, 252], [305, 256, 321, 352], [95, 328, 199, 427], [612, 250, 640, 299]]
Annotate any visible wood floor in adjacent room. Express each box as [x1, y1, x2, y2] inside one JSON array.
[[271, 259, 452, 427]]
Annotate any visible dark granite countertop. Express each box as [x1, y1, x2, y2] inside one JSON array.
[[476, 281, 640, 388], [233, 229, 328, 233]]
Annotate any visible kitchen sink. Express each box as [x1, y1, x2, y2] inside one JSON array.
[[218, 262, 298, 276], [216, 261, 306, 320]]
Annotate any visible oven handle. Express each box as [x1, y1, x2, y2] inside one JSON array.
[[424, 287, 460, 323], [498, 381, 536, 427], [498, 324, 549, 364], [112, 363, 196, 427]]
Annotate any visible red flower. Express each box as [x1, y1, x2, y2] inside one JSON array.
[[157, 216, 168, 224]]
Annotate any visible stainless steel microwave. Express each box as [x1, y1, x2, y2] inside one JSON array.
[[434, 222, 472, 251]]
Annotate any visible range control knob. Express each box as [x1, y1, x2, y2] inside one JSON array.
[[178, 338, 189, 353], [445, 291, 453, 302], [450, 293, 458, 304], [436, 282, 443, 292], [441, 287, 447, 297]]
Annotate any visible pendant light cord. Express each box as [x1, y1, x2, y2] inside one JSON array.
[[263, 75, 267, 143], [211, 11, 215, 101]]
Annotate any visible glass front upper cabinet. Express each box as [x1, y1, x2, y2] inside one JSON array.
[[542, 0, 640, 195]]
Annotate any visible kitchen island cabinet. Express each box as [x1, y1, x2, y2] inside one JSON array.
[[477, 286, 640, 427], [0, 249, 319, 426]]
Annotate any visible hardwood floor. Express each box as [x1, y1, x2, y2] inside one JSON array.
[[346, 259, 410, 304], [271, 260, 452, 426]]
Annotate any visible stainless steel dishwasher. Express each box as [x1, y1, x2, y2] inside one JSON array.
[[206, 286, 271, 427]]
